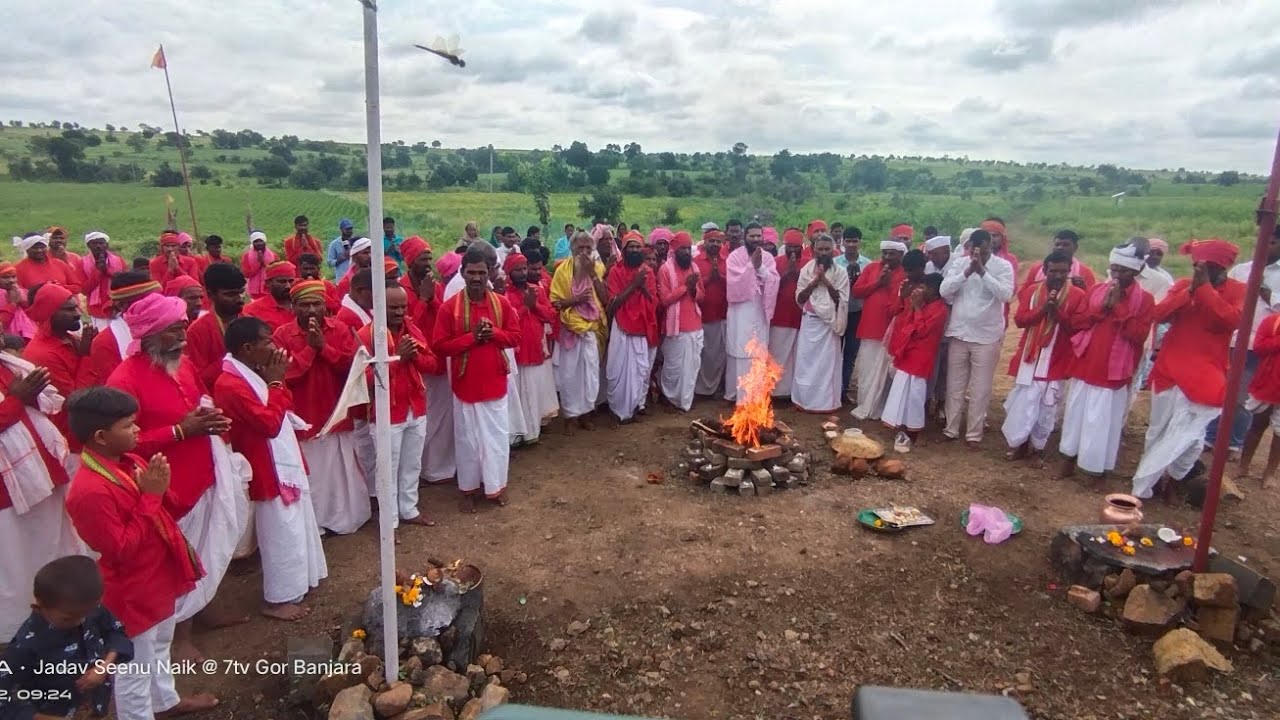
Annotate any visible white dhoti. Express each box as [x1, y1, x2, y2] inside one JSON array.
[[695, 320, 726, 396], [768, 326, 799, 397], [505, 349, 528, 445], [1058, 380, 1129, 475], [725, 355, 751, 403], [391, 414, 428, 523], [255, 491, 327, 604], [113, 605, 181, 719], [352, 417, 377, 497], [455, 397, 510, 498], [881, 369, 928, 430], [515, 360, 556, 443], [1002, 381, 1061, 451], [0, 486, 85, 638], [1131, 387, 1221, 498], [660, 330, 703, 411], [553, 332, 600, 419], [421, 373, 456, 482], [175, 438, 250, 622], [792, 314, 843, 413], [532, 360, 560, 425], [851, 339, 891, 420], [607, 320, 653, 421], [301, 432, 370, 535]]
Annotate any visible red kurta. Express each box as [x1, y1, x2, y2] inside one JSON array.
[[1068, 282, 1155, 390], [1022, 260, 1098, 289], [148, 254, 199, 287], [692, 254, 728, 323], [283, 234, 324, 266], [335, 305, 368, 334], [852, 261, 907, 340], [184, 312, 230, 388], [0, 364, 70, 511], [771, 256, 804, 330], [504, 283, 557, 365], [107, 354, 215, 519], [23, 330, 92, 437], [64, 450, 201, 637], [432, 291, 521, 403], [242, 296, 296, 329], [1248, 313, 1280, 404], [1007, 282, 1087, 380], [15, 257, 79, 293], [356, 323, 440, 423], [606, 264, 659, 346], [79, 254, 127, 319], [886, 299, 949, 378], [1149, 278, 1246, 406], [87, 327, 124, 386], [213, 371, 297, 502], [403, 277, 445, 378], [273, 318, 359, 437]]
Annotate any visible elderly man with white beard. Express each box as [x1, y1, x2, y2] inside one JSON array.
[[791, 234, 850, 413]]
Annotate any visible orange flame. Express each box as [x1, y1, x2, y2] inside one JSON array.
[[723, 335, 783, 447]]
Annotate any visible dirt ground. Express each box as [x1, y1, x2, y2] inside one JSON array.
[[182, 337, 1280, 720]]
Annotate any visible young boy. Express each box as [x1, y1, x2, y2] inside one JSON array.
[[1238, 312, 1280, 489], [881, 273, 948, 453], [63, 386, 215, 720], [1, 556, 132, 720]]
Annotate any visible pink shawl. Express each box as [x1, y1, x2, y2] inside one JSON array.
[[1070, 281, 1143, 382], [659, 257, 700, 338], [80, 253, 127, 309], [0, 292, 35, 339], [725, 245, 779, 322]]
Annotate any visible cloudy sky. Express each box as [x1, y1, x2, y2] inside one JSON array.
[[5, 0, 1277, 172]]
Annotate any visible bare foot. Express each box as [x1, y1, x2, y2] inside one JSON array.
[[261, 603, 311, 622], [194, 608, 251, 631], [459, 495, 478, 514], [966, 441, 982, 451], [562, 417, 577, 436], [579, 417, 596, 431], [492, 493, 510, 507], [1057, 457, 1076, 480], [403, 514, 436, 527], [160, 693, 219, 716], [170, 639, 204, 664], [1005, 443, 1029, 461]]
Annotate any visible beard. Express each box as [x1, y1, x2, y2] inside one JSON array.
[[146, 346, 183, 376], [676, 254, 692, 269], [513, 277, 528, 288], [817, 256, 834, 269]]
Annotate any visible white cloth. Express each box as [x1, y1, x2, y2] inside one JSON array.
[[1109, 245, 1146, 271], [792, 313, 843, 413], [660, 330, 702, 411], [514, 360, 555, 443], [301, 432, 370, 534], [352, 418, 377, 497], [553, 331, 600, 418], [112, 606, 181, 719], [340, 294, 372, 326], [175, 434, 250, 622], [696, 320, 726, 396], [109, 316, 133, 360], [606, 319, 653, 421], [851, 339, 892, 420], [256, 490, 327, 604], [224, 356, 311, 497], [1246, 396, 1280, 434], [0, 486, 85, 639], [1228, 259, 1280, 348], [726, 297, 770, 360], [91, 316, 110, 330], [796, 259, 850, 336], [505, 349, 528, 444], [940, 254, 1015, 345], [1131, 386, 1221, 498], [373, 414, 427, 523], [454, 397, 509, 497], [881, 369, 928, 431], [725, 355, 752, 403], [421, 372, 457, 481], [1138, 265, 1175, 303], [1002, 380, 1061, 451], [1058, 380, 1129, 475], [768, 326, 798, 397], [495, 244, 522, 268]]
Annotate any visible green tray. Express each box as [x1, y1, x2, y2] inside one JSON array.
[[857, 509, 905, 533], [960, 508, 1024, 535]]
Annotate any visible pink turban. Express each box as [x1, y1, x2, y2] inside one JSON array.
[[177, 232, 194, 247], [1180, 238, 1239, 269], [436, 253, 462, 278], [648, 227, 674, 246], [123, 293, 188, 356], [589, 224, 614, 242], [1148, 237, 1169, 254], [763, 227, 779, 246]]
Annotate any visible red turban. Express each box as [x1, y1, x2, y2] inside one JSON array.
[[806, 220, 827, 237], [290, 279, 328, 302], [164, 276, 202, 296], [782, 229, 805, 247], [159, 231, 180, 247], [383, 259, 400, 277], [621, 231, 645, 248], [704, 230, 726, 242], [0, 262, 15, 278], [503, 252, 528, 274], [265, 261, 297, 280], [980, 220, 1006, 235], [401, 236, 429, 265], [1180, 238, 1239, 268], [670, 231, 693, 250], [891, 224, 914, 239], [27, 283, 73, 324]]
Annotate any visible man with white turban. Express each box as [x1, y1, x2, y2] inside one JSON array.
[[922, 234, 954, 416]]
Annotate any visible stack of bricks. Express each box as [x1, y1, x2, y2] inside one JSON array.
[[682, 420, 811, 497]]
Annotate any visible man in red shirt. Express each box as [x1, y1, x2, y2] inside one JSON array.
[[243, 261, 297, 328], [1022, 230, 1097, 289], [1132, 239, 1246, 498], [297, 253, 342, 316], [1001, 250, 1087, 463], [396, 239, 456, 481], [15, 233, 79, 292], [87, 272, 160, 385], [434, 245, 521, 511], [79, 230, 128, 330], [982, 218, 1020, 291], [336, 268, 374, 332], [550, 231, 608, 433], [274, 280, 369, 535], [22, 283, 97, 435], [769, 229, 805, 399], [1239, 313, 1280, 488], [357, 283, 440, 528], [850, 240, 908, 420], [214, 317, 327, 621], [166, 275, 206, 322], [282, 215, 323, 266], [106, 292, 240, 663], [64, 386, 216, 719], [657, 231, 703, 412], [185, 263, 246, 388], [149, 231, 200, 287], [1057, 242, 1154, 478], [197, 234, 233, 275], [605, 232, 659, 423], [46, 226, 82, 271], [504, 253, 558, 442], [693, 231, 728, 398], [881, 273, 948, 451]]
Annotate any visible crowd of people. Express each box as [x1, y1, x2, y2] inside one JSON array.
[[1, 212, 1278, 720]]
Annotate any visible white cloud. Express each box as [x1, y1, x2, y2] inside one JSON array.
[[1, 0, 1276, 172]]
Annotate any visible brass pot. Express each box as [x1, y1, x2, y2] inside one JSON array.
[[1100, 493, 1143, 525]]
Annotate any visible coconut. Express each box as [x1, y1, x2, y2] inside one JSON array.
[[873, 458, 906, 479], [830, 431, 885, 460]]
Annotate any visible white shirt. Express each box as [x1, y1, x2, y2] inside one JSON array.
[[1229, 258, 1280, 349], [940, 254, 1015, 345], [1138, 264, 1174, 304], [495, 244, 522, 268]]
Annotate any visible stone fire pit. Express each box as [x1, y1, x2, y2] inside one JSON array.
[[683, 418, 811, 496]]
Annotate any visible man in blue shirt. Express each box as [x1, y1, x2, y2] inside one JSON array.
[[551, 223, 576, 263], [327, 218, 355, 279], [834, 226, 871, 403], [382, 216, 404, 268]]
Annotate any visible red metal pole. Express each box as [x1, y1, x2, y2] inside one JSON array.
[[1193, 125, 1280, 571]]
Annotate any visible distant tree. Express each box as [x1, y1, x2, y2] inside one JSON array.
[[731, 142, 748, 156], [624, 142, 642, 160], [210, 129, 241, 149], [661, 203, 682, 226], [125, 133, 147, 153], [1096, 164, 1120, 183], [431, 140, 442, 148], [1214, 171, 1241, 186], [586, 164, 610, 187], [666, 174, 694, 197], [10, 120, 23, 128], [1076, 177, 1099, 195], [578, 187, 624, 224], [848, 158, 889, 191], [269, 144, 296, 163], [251, 156, 292, 184], [657, 152, 679, 170], [150, 162, 185, 187], [236, 129, 265, 147], [561, 141, 592, 170], [190, 164, 214, 180], [140, 127, 157, 140], [770, 149, 797, 179], [51, 121, 62, 129], [104, 124, 115, 132]]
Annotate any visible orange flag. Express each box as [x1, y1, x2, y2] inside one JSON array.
[[150, 45, 166, 69]]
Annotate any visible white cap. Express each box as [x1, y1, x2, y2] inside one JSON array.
[[350, 237, 373, 254]]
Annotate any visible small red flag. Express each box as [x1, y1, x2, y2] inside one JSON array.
[[151, 45, 166, 69]]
